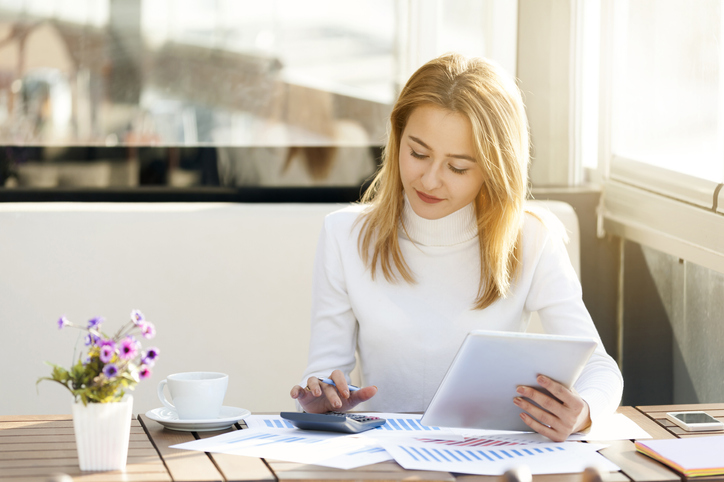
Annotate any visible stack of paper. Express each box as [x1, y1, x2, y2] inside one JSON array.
[[635, 435, 724, 477], [171, 414, 624, 475]]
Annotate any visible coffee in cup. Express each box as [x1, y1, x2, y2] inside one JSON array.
[[157, 372, 228, 420]]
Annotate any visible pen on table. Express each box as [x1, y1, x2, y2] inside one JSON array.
[[318, 377, 361, 391]]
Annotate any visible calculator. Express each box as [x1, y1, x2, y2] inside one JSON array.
[[280, 411, 387, 434]]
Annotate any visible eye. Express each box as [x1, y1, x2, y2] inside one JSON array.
[[409, 149, 427, 160], [448, 164, 468, 175]]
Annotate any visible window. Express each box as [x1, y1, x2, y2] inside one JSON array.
[[610, 0, 722, 182], [598, 0, 724, 273], [0, 0, 516, 193]]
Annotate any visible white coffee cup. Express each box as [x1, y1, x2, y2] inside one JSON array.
[[157, 372, 228, 420]]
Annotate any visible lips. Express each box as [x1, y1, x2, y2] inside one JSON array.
[[416, 190, 444, 204]]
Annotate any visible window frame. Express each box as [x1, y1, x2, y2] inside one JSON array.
[[597, 0, 724, 274]]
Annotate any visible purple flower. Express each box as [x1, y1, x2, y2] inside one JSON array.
[[139, 366, 152, 379], [57, 316, 70, 330], [139, 321, 156, 339], [103, 364, 118, 378], [99, 341, 116, 363], [87, 317, 104, 329], [142, 347, 159, 366], [84, 333, 101, 346], [130, 310, 145, 326], [119, 336, 139, 360]]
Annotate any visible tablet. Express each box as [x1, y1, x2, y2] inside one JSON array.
[[420, 330, 597, 431]]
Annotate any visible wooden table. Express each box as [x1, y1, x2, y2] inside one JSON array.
[[1, 405, 723, 482]]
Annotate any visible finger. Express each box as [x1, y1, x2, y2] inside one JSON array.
[[329, 370, 351, 399], [536, 375, 575, 405], [514, 396, 560, 429], [347, 385, 377, 406], [519, 412, 566, 442], [290, 385, 304, 399], [516, 385, 563, 416], [321, 381, 343, 410], [306, 377, 323, 397]]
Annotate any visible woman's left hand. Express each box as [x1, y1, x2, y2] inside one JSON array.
[[514, 375, 591, 442]]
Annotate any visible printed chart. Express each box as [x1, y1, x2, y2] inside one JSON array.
[[245, 414, 446, 435], [378, 437, 619, 475], [171, 427, 391, 469]]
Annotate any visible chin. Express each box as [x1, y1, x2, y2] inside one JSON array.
[[412, 203, 446, 220]]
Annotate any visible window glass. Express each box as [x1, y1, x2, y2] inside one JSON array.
[[0, 0, 515, 192], [611, 0, 722, 182]]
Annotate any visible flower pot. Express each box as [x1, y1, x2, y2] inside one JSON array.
[[71, 395, 133, 471]]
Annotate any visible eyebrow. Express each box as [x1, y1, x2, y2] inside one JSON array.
[[408, 135, 476, 162]]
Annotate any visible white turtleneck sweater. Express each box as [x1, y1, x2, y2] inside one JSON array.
[[301, 200, 623, 424]]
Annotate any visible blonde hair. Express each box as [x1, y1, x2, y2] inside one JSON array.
[[357, 53, 530, 309]]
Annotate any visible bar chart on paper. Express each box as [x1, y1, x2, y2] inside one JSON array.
[[170, 427, 391, 469], [378, 438, 620, 475], [246, 416, 296, 429], [415, 436, 526, 447], [244, 413, 444, 433], [373, 416, 443, 432]]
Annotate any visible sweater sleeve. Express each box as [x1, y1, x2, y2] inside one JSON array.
[[524, 218, 623, 425], [300, 214, 359, 388]]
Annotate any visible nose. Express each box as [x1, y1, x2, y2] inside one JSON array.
[[420, 161, 443, 190]]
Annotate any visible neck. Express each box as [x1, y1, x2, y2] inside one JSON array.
[[401, 196, 478, 246]]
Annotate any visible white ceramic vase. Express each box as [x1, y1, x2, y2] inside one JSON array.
[[71, 395, 133, 471]]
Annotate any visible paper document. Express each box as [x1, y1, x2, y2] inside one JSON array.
[[245, 413, 456, 436], [244, 415, 296, 430], [170, 427, 391, 469], [453, 413, 651, 442], [570, 413, 652, 441], [174, 412, 633, 473], [378, 436, 620, 475]]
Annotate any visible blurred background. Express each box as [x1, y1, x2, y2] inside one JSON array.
[[0, 0, 516, 192], [2, 0, 724, 409]]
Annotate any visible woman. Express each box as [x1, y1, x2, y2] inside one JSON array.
[[290, 53, 623, 442]]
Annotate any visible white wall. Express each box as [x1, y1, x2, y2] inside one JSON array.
[[1, 203, 339, 416], [1, 201, 578, 416]]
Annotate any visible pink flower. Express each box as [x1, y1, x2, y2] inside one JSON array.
[[139, 366, 152, 379], [99, 340, 116, 363], [119, 336, 140, 360], [139, 321, 156, 339]]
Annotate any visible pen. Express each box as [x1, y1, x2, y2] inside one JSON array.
[[317, 377, 361, 392]]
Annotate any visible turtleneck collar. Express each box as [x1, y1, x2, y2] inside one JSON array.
[[400, 195, 478, 246]]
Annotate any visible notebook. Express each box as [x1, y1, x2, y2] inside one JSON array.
[[635, 436, 724, 477], [420, 330, 597, 431]]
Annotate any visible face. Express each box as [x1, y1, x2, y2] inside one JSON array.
[[399, 104, 484, 220]]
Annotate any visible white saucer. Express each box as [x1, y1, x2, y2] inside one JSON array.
[[145, 406, 251, 432]]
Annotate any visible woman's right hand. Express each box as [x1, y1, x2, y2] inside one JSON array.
[[290, 369, 378, 413]]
